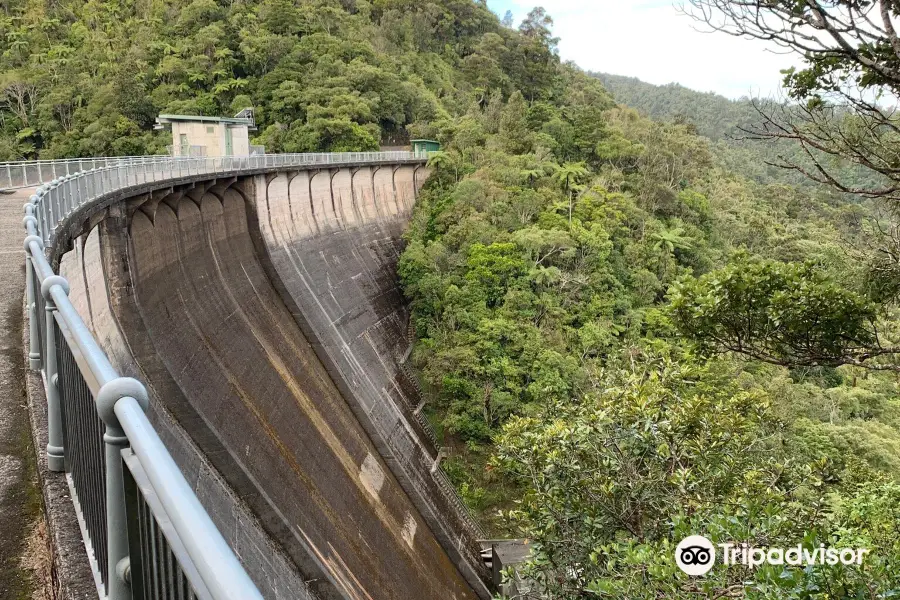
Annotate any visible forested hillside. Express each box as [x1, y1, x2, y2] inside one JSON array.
[[595, 72, 881, 191], [4, 1, 900, 598], [395, 9, 900, 600], [593, 73, 755, 141], [0, 0, 558, 158]]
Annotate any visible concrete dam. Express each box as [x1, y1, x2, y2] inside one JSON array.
[[45, 160, 492, 600]]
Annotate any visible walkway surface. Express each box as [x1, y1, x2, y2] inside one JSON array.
[[0, 188, 41, 600]]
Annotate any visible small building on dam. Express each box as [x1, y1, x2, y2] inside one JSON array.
[[156, 109, 257, 157]]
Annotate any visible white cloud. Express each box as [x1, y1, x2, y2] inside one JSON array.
[[489, 1, 801, 99]]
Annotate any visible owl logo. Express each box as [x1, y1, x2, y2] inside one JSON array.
[[675, 535, 716, 575]]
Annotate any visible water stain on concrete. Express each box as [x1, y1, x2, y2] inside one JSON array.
[[401, 513, 417, 550], [359, 454, 385, 500]]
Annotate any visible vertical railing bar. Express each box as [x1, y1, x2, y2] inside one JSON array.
[[141, 495, 151, 600], [150, 517, 161, 600], [166, 531, 175, 600]]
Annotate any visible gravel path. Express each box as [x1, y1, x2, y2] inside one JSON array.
[[0, 188, 41, 600]]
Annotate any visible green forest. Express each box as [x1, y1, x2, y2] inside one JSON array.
[[594, 72, 885, 193], [4, 0, 900, 598]]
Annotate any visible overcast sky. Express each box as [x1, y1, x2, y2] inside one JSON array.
[[488, 0, 801, 100]]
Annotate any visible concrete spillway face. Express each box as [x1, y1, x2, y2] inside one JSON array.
[[59, 163, 486, 600], [59, 212, 323, 600], [128, 181, 480, 598], [254, 165, 494, 597]]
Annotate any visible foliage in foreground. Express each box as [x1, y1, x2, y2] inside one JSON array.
[[495, 354, 900, 599], [667, 254, 900, 371]]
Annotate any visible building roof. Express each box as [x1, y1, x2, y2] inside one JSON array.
[[410, 139, 440, 144], [157, 114, 253, 125], [155, 113, 256, 129]]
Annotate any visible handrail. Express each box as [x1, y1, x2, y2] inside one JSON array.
[[116, 397, 259, 600], [26, 152, 427, 247], [21, 151, 428, 600], [3, 151, 428, 191], [3, 155, 169, 189], [26, 197, 265, 600], [1, 154, 166, 166]]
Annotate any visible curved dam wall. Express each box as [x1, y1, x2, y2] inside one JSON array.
[[250, 166, 491, 591], [54, 162, 492, 600], [61, 216, 322, 600]]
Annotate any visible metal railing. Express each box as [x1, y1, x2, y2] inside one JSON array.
[[3, 150, 427, 192], [3, 156, 167, 190], [25, 212, 265, 600], [21, 151, 428, 600], [24, 152, 427, 248], [399, 325, 486, 540], [123, 449, 214, 600], [55, 319, 109, 588]]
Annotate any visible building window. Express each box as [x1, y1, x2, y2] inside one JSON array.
[[207, 126, 215, 134]]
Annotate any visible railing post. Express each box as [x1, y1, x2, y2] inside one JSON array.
[[64, 175, 75, 215], [24, 251, 39, 368], [24, 231, 42, 373], [97, 377, 149, 600], [24, 202, 42, 371], [41, 275, 69, 472]]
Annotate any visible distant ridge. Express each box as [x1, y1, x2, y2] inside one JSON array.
[[592, 72, 761, 142], [592, 71, 881, 191]]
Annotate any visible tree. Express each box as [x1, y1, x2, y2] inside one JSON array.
[[465, 242, 528, 306], [462, 33, 512, 102], [681, 1, 900, 203], [512, 226, 574, 267], [427, 150, 464, 184], [495, 351, 900, 598], [498, 91, 532, 154], [494, 355, 798, 598], [285, 117, 379, 152], [552, 161, 588, 223], [518, 7, 557, 50], [650, 226, 693, 258], [667, 253, 900, 371], [1, 76, 37, 126], [513, 8, 561, 101], [680, 1, 900, 299]]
